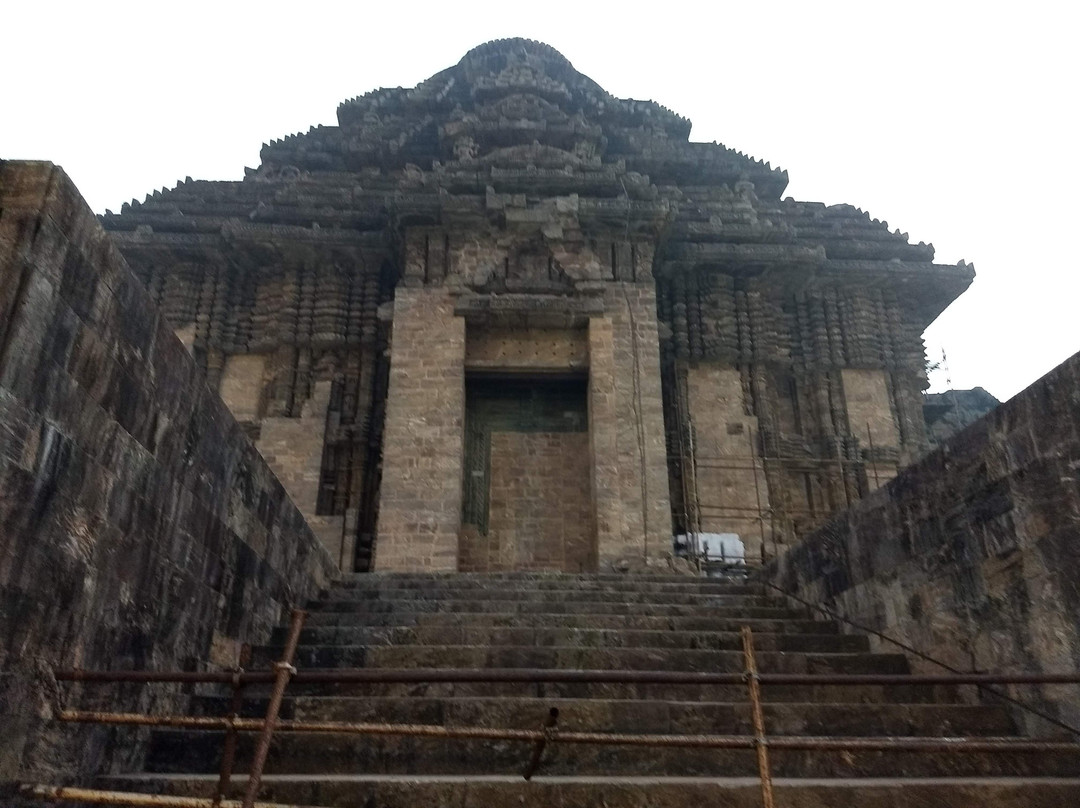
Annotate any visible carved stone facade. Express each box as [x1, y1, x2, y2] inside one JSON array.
[[102, 39, 971, 570]]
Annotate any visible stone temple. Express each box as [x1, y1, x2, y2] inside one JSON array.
[[100, 38, 970, 573], [3, 37, 1080, 807]]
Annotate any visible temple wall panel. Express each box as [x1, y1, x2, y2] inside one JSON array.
[[658, 270, 938, 554], [219, 353, 267, 422], [174, 323, 196, 353], [254, 379, 348, 563], [685, 363, 772, 557], [841, 368, 900, 449]]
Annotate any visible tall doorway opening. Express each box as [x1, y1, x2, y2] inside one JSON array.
[[460, 374, 595, 572]]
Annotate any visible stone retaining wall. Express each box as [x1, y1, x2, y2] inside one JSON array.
[[769, 349, 1080, 735], [0, 162, 337, 780]]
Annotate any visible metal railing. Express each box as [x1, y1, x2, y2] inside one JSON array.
[[20, 610, 1080, 808]]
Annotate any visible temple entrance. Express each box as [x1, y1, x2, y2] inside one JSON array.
[[460, 374, 595, 572]]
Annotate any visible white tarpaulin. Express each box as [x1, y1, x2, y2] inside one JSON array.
[[674, 532, 745, 563]]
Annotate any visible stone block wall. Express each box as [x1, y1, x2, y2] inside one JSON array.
[[459, 375, 593, 572], [769, 349, 1080, 735], [0, 162, 337, 780], [465, 326, 588, 372], [479, 431, 593, 571], [374, 286, 465, 571], [590, 285, 673, 566], [685, 363, 772, 555]]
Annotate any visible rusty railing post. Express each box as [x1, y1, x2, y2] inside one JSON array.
[[241, 609, 306, 808], [741, 626, 775, 808], [212, 643, 251, 807], [866, 421, 880, 490], [523, 707, 559, 781]]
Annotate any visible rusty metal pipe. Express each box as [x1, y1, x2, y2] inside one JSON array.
[[57, 710, 753, 746], [766, 737, 1080, 753], [21, 784, 317, 807], [61, 710, 254, 728], [54, 711, 1080, 753], [54, 667, 1080, 687], [242, 609, 305, 808], [757, 673, 1080, 686], [56, 670, 275, 684], [212, 673, 247, 807], [740, 627, 775, 808]]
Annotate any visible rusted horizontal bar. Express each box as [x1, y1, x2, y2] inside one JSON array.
[[762, 673, 1080, 686], [55, 668, 1080, 687], [22, 784, 318, 807], [56, 712, 1080, 754], [768, 737, 1080, 753], [56, 670, 276, 684], [60, 711, 755, 748]]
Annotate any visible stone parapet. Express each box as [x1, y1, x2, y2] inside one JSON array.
[[769, 348, 1080, 736], [0, 161, 336, 780]]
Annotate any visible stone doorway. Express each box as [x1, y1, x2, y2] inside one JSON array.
[[460, 375, 596, 572]]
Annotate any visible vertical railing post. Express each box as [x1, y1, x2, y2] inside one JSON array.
[[866, 421, 880, 490], [211, 644, 250, 807], [241, 609, 306, 808], [741, 626, 775, 808]]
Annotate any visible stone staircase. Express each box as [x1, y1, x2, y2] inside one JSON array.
[[101, 572, 1080, 806]]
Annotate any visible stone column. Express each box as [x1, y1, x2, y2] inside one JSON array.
[[374, 286, 466, 571], [588, 314, 623, 562], [589, 284, 672, 567]]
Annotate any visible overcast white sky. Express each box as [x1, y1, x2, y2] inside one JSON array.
[[3, 0, 1077, 401]]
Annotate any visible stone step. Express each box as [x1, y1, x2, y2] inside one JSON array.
[[330, 576, 762, 597], [316, 588, 781, 608], [241, 677, 959, 703], [102, 571, 1076, 799], [271, 625, 870, 654], [96, 774, 1080, 808], [302, 611, 841, 635], [307, 599, 807, 619], [140, 730, 1080, 778], [248, 644, 911, 674], [186, 695, 1016, 737]]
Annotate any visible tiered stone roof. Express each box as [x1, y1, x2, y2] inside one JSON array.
[[104, 38, 970, 326]]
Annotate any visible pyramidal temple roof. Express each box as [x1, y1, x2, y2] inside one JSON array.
[[103, 39, 972, 327], [257, 37, 790, 199]]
